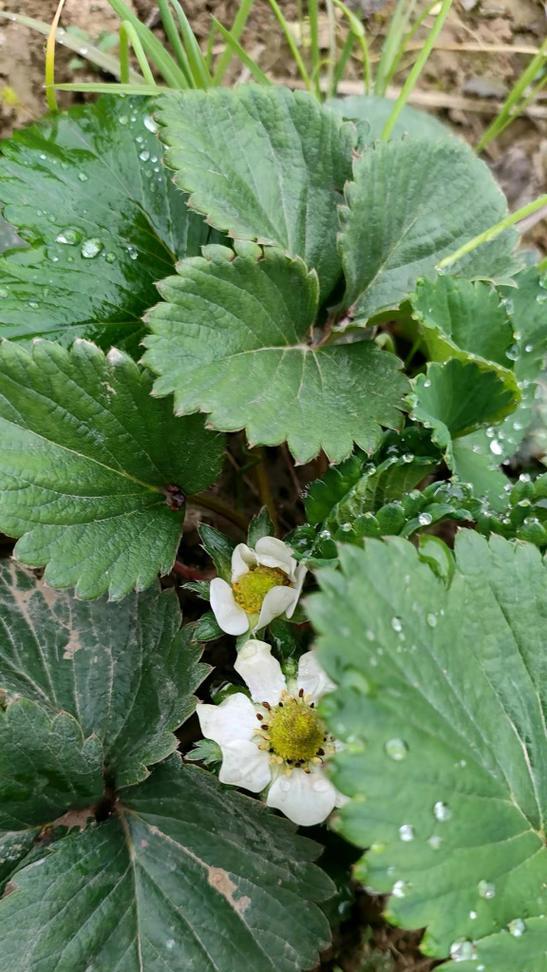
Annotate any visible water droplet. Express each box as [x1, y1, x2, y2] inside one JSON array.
[[391, 617, 403, 632], [119, 115, 128, 125], [433, 801, 451, 822], [144, 114, 158, 133], [105, 252, 116, 264], [426, 613, 437, 628], [418, 512, 432, 526], [166, 939, 175, 950], [450, 940, 477, 962], [56, 228, 82, 246], [478, 880, 496, 899], [39, 153, 47, 160], [79, 46, 89, 55], [428, 835, 442, 850], [28, 301, 38, 309], [319, 529, 331, 540], [366, 629, 375, 641], [508, 918, 526, 937], [391, 880, 408, 898], [469, 910, 477, 920], [0, 287, 8, 298], [77, 172, 88, 182], [340, 522, 352, 533], [127, 245, 138, 261], [402, 453, 414, 463], [385, 738, 408, 761], [139, 149, 150, 162], [399, 824, 414, 842], [423, 378, 431, 388], [489, 439, 503, 456], [81, 238, 103, 259]]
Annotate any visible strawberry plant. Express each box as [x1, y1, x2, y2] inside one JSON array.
[[0, 69, 545, 972]]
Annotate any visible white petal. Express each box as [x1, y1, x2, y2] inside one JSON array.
[[218, 740, 272, 793], [256, 585, 296, 631], [266, 768, 338, 826], [197, 693, 257, 746], [297, 650, 335, 702], [234, 639, 286, 705], [231, 543, 256, 580], [210, 577, 249, 635], [255, 537, 296, 576], [285, 562, 307, 619]]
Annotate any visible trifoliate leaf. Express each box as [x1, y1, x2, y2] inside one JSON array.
[[0, 339, 224, 599], [0, 758, 334, 972], [0, 97, 214, 351], [156, 85, 355, 300], [411, 359, 519, 466], [0, 561, 207, 788], [340, 137, 520, 322], [328, 94, 454, 142], [308, 532, 547, 970], [411, 276, 513, 368], [0, 698, 103, 831], [143, 245, 408, 464]]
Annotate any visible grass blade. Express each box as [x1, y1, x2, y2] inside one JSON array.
[[157, 0, 193, 84], [332, 0, 371, 93], [476, 39, 547, 152], [437, 193, 547, 270], [213, 0, 256, 84], [165, 0, 211, 88], [106, 0, 189, 87], [119, 21, 157, 85], [266, 0, 312, 91], [45, 0, 68, 111], [212, 18, 271, 85]]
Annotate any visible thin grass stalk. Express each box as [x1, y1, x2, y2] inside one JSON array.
[[381, 0, 453, 140], [267, 0, 312, 90], [119, 22, 157, 85], [436, 194, 547, 270], [45, 0, 68, 111], [308, 0, 321, 97], [165, 0, 212, 88], [476, 39, 547, 152], [212, 18, 271, 85], [332, 0, 371, 93], [157, 0, 193, 83], [384, 0, 441, 87], [374, 0, 417, 95], [107, 0, 189, 88], [213, 0, 256, 83]]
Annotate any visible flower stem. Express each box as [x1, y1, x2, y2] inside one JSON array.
[[436, 193, 547, 271], [189, 492, 248, 531], [253, 447, 279, 534]]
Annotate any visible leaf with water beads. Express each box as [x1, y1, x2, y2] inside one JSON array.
[[308, 532, 547, 970]]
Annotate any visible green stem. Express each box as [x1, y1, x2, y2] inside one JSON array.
[[119, 21, 157, 85], [476, 39, 547, 153], [331, 29, 355, 96], [213, 0, 255, 84], [212, 18, 271, 85], [374, 0, 416, 96], [384, 0, 440, 88], [381, 0, 453, 141], [157, 0, 193, 84], [436, 194, 547, 271], [190, 492, 248, 531]]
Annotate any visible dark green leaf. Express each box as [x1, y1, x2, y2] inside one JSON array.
[[308, 533, 547, 969], [0, 561, 207, 788], [157, 86, 356, 301], [0, 339, 224, 599], [199, 523, 236, 581], [0, 96, 214, 350], [247, 507, 275, 547], [0, 758, 334, 971], [340, 138, 520, 322], [143, 245, 408, 464]]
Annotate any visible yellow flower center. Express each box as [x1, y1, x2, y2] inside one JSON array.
[[268, 698, 325, 763], [232, 566, 290, 615]]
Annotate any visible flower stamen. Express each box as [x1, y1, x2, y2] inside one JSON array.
[[232, 566, 290, 614]]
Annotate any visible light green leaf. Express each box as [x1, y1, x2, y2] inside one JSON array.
[[411, 276, 513, 368], [0, 758, 334, 971], [0, 699, 103, 831], [0, 829, 39, 891], [328, 94, 455, 142], [0, 96, 214, 351], [340, 137, 520, 322], [0, 561, 207, 788], [156, 85, 355, 300], [411, 359, 519, 466], [143, 245, 408, 464], [308, 532, 547, 969], [0, 339, 224, 599]]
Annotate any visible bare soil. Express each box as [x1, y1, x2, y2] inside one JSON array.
[[0, 2, 545, 970]]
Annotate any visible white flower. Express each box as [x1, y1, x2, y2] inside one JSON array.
[[196, 640, 345, 826], [210, 536, 307, 635]]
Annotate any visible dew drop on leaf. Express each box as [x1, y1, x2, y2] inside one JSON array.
[[81, 239, 104, 259], [391, 880, 408, 898], [489, 439, 503, 456], [478, 880, 496, 899], [426, 613, 437, 628], [384, 738, 408, 761], [139, 150, 151, 162], [418, 512, 433, 526], [508, 918, 526, 937], [428, 835, 442, 850], [391, 616, 403, 632], [433, 800, 452, 822], [450, 940, 477, 962], [77, 172, 88, 182], [0, 287, 8, 298], [399, 824, 415, 842], [56, 228, 82, 246], [144, 114, 159, 133]]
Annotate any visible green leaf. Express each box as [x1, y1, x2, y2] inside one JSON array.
[[0, 699, 103, 831], [0, 96, 214, 351], [411, 276, 513, 368], [189, 611, 224, 643], [156, 85, 355, 300], [0, 561, 207, 788], [0, 758, 334, 971], [411, 359, 519, 467], [143, 245, 408, 464], [340, 138, 520, 322], [247, 506, 275, 547], [308, 532, 547, 969], [0, 339, 224, 600], [0, 829, 39, 891], [199, 522, 236, 581], [328, 94, 455, 142]]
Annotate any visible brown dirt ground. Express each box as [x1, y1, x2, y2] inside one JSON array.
[[0, 2, 545, 970]]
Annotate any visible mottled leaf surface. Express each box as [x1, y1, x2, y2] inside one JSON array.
[[157, 85, 355, 300], [0, 339, 224, 599], [308, 533, 547, 969], [340, 137, 519, 321], [0, 759, 334, 972], [328, 94, 454, 142], [143, 245, 408, 464], [0, 561, 207, 788]]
